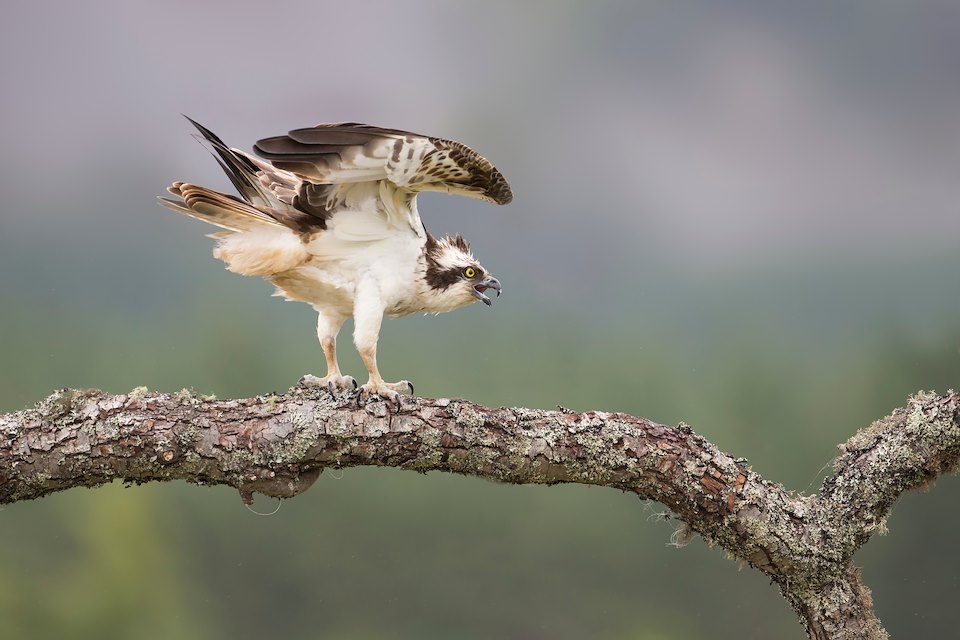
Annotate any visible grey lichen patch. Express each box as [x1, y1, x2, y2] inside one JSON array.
[[404, 441, 445, 472], [281, 392, 339, 427], [354, 412, 390, 438], [280, 397, 336, 443], [364, 401, 389, 419], [175, 422, 204, 447], [219, 447, 259, 473], [312, 395, 337, 423], [262, 408, 327, 464], [576, 426, 619, 463], [521, 419, 562, 449], [287, 405, 313, 430], [510, 407, 545, 424], [269, 432, 318, 466], [88, 413, 121, 442], [321, 410, 355, 437], [415, 424, 443, 451], [449, 402, 486, 429]]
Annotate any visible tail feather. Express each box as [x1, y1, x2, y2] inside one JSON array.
[[161, 116, 308, 231], [159, 182, 283, 232], [160, 182, 307, 275], [161, 117, 313, 276]]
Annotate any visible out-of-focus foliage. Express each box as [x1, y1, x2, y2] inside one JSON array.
[[2, 1, 959, 638]]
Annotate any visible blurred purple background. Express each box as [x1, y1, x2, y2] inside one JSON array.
[[3, 1, 958, 270]]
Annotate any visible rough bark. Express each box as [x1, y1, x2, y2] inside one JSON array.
[[1, 384, 957, 639]]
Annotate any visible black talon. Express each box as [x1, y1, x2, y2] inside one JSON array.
[[392, 392, 402, 411], [328, 380, 335, 393], [407, 381, 415, 395], [351, 378, 358, 389]]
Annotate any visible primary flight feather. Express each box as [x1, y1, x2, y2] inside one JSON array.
[[160, 117, 510, 402]]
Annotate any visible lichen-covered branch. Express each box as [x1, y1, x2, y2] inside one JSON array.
[[1, 384, 957, 639]]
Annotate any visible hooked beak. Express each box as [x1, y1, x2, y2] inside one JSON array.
[[472, 276, 502, 306]]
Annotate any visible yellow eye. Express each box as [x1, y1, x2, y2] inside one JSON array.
[[464, 267, 476, 278]]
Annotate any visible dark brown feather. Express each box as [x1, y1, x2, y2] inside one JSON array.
[[185, 116, 265, 205], [429, 137, 513, 205], [291, 182, 339, 221], [289, 123, 422, 143], [175, 118, 330, 234], [254, 137, 349, 158]]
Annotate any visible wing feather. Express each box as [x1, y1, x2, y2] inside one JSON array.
[[253, 123, 512, 205]]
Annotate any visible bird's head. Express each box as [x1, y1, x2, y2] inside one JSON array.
[[422, 233, 501, 311]]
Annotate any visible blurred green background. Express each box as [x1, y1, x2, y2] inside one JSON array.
[[1, 2, 958, 638]]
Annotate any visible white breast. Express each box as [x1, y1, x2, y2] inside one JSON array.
[[267, 183, 426, 316]]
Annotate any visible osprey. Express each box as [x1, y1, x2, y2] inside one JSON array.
[[160, 118, 510, 403]]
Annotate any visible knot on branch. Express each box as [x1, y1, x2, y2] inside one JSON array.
[[238, 468, 322, 505]]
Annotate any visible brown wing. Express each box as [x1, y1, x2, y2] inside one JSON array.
[[253, 123, 512, 205]]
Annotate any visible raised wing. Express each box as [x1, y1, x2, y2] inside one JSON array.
[[253, 123, 513, 207]]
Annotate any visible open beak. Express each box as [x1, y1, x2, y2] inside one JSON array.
[[472, 276, 502, 306]]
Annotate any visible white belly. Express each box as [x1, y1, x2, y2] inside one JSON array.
[[269, 218, 423, 317]]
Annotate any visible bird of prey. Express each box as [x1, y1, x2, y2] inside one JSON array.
[[160, 117, 511, 403]]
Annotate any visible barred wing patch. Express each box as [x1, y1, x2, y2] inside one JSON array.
[[253, 123, 512, 206]]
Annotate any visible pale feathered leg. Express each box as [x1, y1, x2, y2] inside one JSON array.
[[353, 281, 413, 405], [300, 311, 356, 391]]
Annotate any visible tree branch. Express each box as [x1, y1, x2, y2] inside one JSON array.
[[1, 384, 957, 639]]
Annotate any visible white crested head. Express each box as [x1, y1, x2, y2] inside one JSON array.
[[431, 234, 475, 270], [419, 234, 501, 313]]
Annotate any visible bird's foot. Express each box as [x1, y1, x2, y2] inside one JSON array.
[[299, 373, 358, 393], [357, 380, 415, 409]]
